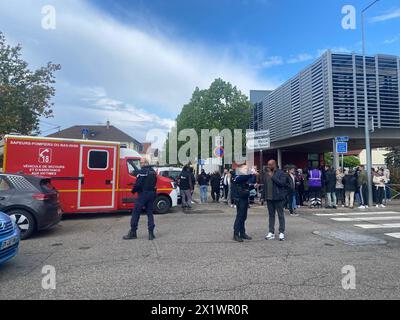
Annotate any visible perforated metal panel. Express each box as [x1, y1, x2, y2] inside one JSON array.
[[6, 175, 36, 191], [332, 53, 400, 129], [250, 52, 400, 144]]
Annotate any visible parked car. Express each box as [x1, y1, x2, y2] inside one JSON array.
[[0, 174, 62, 240], [0, 211, 20, 265], [156, 167, 182, 182], [156, 167, 183, 205]]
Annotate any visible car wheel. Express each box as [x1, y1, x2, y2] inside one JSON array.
[[154, 195, 171, 215], [7, 209, 36, 240]]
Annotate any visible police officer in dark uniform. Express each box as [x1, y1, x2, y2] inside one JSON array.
[[123, 159, 157, 241], [232, 164, 254, 243]]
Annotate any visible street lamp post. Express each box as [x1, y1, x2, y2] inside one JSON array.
[[361, 0, 380, 207]]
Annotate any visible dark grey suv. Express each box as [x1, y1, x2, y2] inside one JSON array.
[[0, 174, 62, 239]]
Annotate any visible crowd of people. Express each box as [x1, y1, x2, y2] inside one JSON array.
[[176, 163, 393, 242], [277, 164, 392, 210], [123, 158, 394, 242], [186, 164, 392, 212]]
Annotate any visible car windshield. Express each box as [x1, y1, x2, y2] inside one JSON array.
[[163, 171, 180, 181], [127, 159, 141, 176]]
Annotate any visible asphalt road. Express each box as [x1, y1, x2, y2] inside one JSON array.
[[1, 200, 400, 300]]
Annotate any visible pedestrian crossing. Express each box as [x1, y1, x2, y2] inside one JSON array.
[[332, 216, 400, 222], [314, 210, 400, 240], [315, 211, 398, 217], [385, 233, 400, 239]]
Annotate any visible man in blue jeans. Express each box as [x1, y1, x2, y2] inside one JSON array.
[[197, 169, 210, 204], [262, 160, 288, 241], [123, 159, 157, 241]]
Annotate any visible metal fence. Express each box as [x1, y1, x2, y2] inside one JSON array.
[[387, 184, 400, 200]]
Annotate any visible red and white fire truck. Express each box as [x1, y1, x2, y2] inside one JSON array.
[[2, 135, 178, 214]]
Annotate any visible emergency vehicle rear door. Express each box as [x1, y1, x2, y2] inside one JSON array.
[[78, 145, 117, 210]]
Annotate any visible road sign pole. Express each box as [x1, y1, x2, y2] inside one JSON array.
[[362, 0, 379, 207], [341, 154, 344, 171], [333, 139, 339, 170], [277, 149, 282, 169]]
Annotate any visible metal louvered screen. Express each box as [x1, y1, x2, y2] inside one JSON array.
[[250, 52, 400, 144], [332, 53, 400, 129], [254, 52, 331, 143]]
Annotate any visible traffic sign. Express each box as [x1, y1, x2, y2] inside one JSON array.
[[81, 128, 90, 140], [214, 147, 224, 158], [336, 142, 348, 154], [246, 130, 271, 150], [335, 136, 349, 142], [369, 117, 375, 133]]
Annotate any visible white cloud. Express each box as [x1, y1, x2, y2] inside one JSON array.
[[260, 56, 284, 68], [371, 8, 400, 23], [287, 53, 314, 64], [0, 0, 276, 141], [317, 47, 352, 57], [384, 35, 400, 44], [52, 83, 176, 141], [285, 48, 353, 66]]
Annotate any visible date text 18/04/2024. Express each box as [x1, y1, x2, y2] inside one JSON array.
[[151, 304, 249, 317]]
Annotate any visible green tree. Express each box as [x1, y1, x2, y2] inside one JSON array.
[[385, 147, 400, 168], [324, 153, 333, 166], [343, 156, 360, 168], [323, 153, 360, 168], [0, 32, 61, 136], [164, 78, 253, 163], [176, 78, 252, 133]]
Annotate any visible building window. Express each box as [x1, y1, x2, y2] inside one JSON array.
[[88, 150, 109, 170]]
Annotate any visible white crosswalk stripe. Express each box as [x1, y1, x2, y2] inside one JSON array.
[[355, 223, 400, 229], [332, 216, 400, 222], [315, 211, 398, 217], [313, 210, 400, 240], [385, 233, 400, 239]]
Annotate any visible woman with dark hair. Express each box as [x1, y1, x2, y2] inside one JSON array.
[[343, 169, 357, 209]]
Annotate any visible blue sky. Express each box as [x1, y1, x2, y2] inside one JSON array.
[[1, 0, 399, 143]]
